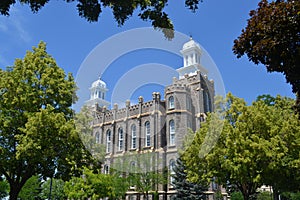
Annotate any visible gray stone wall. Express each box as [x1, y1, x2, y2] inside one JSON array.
[[90, 70, 214, 200]]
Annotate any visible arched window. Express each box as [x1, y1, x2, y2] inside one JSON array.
[[169, 96, 174, 109], [169, 120, 175, 146], [129, 161, 136, 188], [145, 121, 150, 147], [118, 128, 124, 151], [95, 132, 100, 144], [169, 159, 176, 185], [104, 165, 109, 174], [106, 130, 111, 153], [131, 124, 137, 149]]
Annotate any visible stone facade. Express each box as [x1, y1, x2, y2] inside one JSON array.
[[86, 38, 222, 200]]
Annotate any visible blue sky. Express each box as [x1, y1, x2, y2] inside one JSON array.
[[0, 0, 295, 110]]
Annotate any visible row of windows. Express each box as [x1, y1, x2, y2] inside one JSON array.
[[104, 159, 176, 185], [91, 90, 105, 99], [185, 53, 200, 66], [99, 120, 176, 153]]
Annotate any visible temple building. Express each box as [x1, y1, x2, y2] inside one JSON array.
[[86, 38, 225, 200]]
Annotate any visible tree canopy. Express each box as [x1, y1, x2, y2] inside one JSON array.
[[0, 0, 202, 39], [64, 167, 128, 200], [0, 42, 95, 200], [233, 0, 300, 113], [183, 93, 300, 200]]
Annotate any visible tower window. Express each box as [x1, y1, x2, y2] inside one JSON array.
[[95, 132, 100, 144], [106, 130, 111, 153], [145, 121, 150, 147], [131, 124, 137, 149], [118, 128, 124, 151], [204, 91, 211, 112], [169, 120, 175, 146], [169, 96, 174, 109], [185, 56, 188, 66]]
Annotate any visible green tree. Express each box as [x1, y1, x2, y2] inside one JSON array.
[[171, 156, 207, 200], [18, 175, 42, 200], [64, 167, 128, 200], [0, 0, 203, 39], [75, 105, 105, 164], [39, 178, 67, 200], [0, 178, 9, 199], [257, 191, 272, 200], [230, 191, 244, 200], [0, 42, 95, 200], [183, 93, 300, 200], [281, 192, 300, 200], [233, 0, 300, 114], [115, 152, 167, 200]]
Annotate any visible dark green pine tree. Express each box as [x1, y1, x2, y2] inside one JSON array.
[[171, 157, 207, 200]]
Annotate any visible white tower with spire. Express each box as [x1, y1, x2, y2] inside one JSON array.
[[85, 76, 110, 108], [177, 37, 208, 79]]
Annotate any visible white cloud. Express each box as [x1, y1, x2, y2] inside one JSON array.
[[0, 7, 31, 43]]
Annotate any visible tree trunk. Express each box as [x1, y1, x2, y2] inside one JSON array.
[[242, 192, 250, 200], [8, 183, 22, 200]]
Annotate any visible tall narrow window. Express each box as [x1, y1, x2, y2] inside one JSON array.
[[104, 165, 109, 174], [185, 56, 188, 66], [169, 159, 176, 185], [131, 124, 137, 149], [95, 132, 100, 144], [106, 130, 111, 153], [130, 161, 136, 188], [145, 121, 150, 147], [118, 128, 124, 151], [169, 120, 175, 146], [204, 91, 211, 112], [169, 96, 174, 109], [130, 161, 136, 173]]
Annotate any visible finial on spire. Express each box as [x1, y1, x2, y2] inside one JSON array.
[[189, 32, 193, 40], [99, 73, 102, 80]]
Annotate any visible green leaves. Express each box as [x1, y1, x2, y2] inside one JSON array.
[[0, 0, 205, 39], [0, 42, 93, 199], [233, 0, 300, 113], [183, 93, 300, 199], [64, 167, 128, 200]]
